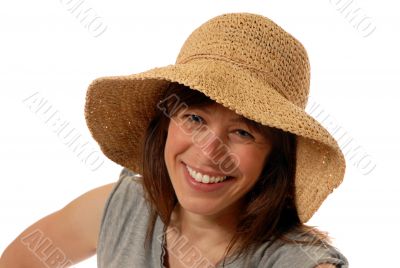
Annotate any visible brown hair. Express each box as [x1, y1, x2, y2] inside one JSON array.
[[140, 82, 331, 266]]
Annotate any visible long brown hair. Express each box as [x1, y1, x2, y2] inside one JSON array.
[[140, 82, 331, 266]]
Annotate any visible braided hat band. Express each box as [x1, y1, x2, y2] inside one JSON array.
[[84, 12, 346, 223]]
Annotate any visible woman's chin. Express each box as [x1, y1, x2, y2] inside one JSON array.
[[179, 199, 221, 216]]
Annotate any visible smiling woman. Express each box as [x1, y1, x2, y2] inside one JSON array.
[[0, 12, 349, 268], [84, 12, 349, 268]]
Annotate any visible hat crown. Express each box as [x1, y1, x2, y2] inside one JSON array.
[[176, 13, 310, 109]]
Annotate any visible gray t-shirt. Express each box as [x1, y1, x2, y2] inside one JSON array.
[[97, 168, 349, 268]]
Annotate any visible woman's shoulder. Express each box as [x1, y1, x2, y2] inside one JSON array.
[[118, 167, 143, 182], [113, 167, 144, 194], [254, 228, 349, 268], [101, 167, 146, 213]]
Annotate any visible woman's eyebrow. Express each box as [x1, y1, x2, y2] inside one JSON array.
[[229, 117, 250, 124], [193, 106, 249, 122], [190, 107, 265, 134]]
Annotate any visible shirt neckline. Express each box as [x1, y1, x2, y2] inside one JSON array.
[[159, 218, 168, 268]]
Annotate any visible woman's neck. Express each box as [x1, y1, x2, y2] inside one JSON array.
[[171, 203, 240, 247]]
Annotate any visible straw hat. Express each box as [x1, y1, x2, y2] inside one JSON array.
[[84, 12, 346, 223]]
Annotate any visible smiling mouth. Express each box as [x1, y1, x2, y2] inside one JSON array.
[[183, 162, 234, 184]]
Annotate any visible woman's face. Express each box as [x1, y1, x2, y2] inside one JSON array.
[[164, 102, 273, 218]]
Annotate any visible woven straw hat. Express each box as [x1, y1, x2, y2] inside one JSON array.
[[84, 12, 346, 223]]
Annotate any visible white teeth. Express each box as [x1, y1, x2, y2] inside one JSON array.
[[186, 165, 228, 184]]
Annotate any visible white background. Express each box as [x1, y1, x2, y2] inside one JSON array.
[[1, 0, 399, 267]]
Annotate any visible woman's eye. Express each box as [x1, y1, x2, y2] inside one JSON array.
[[186, 114, 204, 124], [235, 129, 254, 139], [182, 114, 254, 139]]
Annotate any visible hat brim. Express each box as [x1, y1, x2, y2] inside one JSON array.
[[84, 58, 346, 223]]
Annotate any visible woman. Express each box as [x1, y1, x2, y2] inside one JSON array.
[[0, 12, 348, 268]]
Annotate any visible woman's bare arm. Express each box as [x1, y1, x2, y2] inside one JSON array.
[[0, 182, 116, 268]]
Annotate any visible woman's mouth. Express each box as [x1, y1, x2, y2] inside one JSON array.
[[185, 164, 233, 183], [181, 161, 235, 192]]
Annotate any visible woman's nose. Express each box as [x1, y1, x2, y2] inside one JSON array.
[[200, 132, 240, 174], [192, 125, 239, 174], [202, 134, 226, 161], [193, 126, 229, 163]]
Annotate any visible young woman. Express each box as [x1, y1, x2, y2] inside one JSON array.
[[0, 12, 349, 268]]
